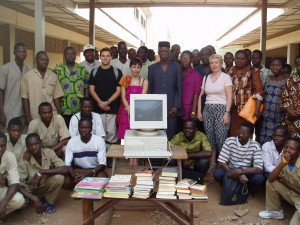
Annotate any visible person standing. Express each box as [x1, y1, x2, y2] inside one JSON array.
[[89, 48, 122, 144], [281, 55, 300, 138], [195, 47, 212, 78], [128, 48, 137, 60], [170, 44, 181, 63], [137, 46, 152, 79], [197, 54, 233, 172], [227, 50, 263, 136], [148, 41, 182, 140], [224, 52, 234, 72], [21, 51, 63, 125], [260, 58, 287, 144], [110, 41, 131, 76], [79, 44, 101, 74], [54, 47, 90, 127], [0, 43, 30, 127], [110, 46, 118, 60]]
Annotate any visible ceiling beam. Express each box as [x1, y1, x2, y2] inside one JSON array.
[[77, 2, 283, 8]]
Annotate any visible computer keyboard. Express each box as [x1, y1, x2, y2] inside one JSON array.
[[123, 150, 172, 158]]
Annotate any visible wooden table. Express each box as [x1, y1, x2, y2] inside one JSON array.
[[82, 195, 207, 225], [106, 145, 188, 180]]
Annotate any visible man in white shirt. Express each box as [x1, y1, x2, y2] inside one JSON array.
[[262, 125, 288, 180], [64, 118, 107, 188], [69, 97, 105, 138], [110, 41, 130, 76], [79, 44, 101, 74]]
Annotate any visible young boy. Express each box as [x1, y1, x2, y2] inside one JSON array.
[[259, 137, 300, 224], [6, 118, 26, 160]]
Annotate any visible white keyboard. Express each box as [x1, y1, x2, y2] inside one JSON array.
[[123, 150, 172, 158]]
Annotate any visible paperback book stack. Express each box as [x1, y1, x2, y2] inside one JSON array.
[[132, 170, 155, 199], [71, 177, 110, 200], [103, 174, 132, 199], [156, 168, 178, 199], [190, 184, 208, 200], [175, 178, 197, 199]]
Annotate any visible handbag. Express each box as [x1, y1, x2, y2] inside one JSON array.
[[220, 172, 248, 205], [201, 75, 208, 113], [239, 96, 264, 124]]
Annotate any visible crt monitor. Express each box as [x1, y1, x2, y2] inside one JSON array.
[[130, 94, 167, 131]]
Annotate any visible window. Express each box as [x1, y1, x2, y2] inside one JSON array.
[[141, 16, 146, 29], [134, 7, 139, 20]]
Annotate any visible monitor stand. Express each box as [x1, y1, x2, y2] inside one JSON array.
[[134, 129, 159, 136]]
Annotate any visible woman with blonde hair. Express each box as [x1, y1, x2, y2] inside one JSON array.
[[197, 54, 233, 171]]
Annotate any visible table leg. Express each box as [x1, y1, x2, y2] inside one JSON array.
[[177, 159, 182, 180], [112, 158, 116, 175], [190, 202, 194, 225], [82, 199, 94, 225]]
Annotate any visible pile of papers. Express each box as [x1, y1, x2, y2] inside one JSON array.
[[132, 170, 154, 199], [175, 178, 197, 199], [103, 174, 132, 199], [71, 177, 110, 200], [156, 168, 178, 199], [190, 184, 208, 199]]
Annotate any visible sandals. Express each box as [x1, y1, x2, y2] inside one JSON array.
[[43, 201, 57, 214]]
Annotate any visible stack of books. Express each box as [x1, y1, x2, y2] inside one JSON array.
[[132, 170, 154, 199], [175, 178, 197, 199], [190, 184, 208, 199], [71, 177, 110, 200], [103, 174, 132, 199], [156, 168, 178, 199]]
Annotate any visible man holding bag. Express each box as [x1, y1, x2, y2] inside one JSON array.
[[214, 122, 264, 203]]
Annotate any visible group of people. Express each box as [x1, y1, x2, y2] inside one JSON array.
[[0, 39, 300, 224]]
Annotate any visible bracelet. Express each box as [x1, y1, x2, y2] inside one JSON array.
[[36, 172, 42, 177], [191, 112, 196, 115], [92, 169, 96, 177]]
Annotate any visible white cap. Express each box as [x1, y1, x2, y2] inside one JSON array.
[[83, 44, 95, 52]]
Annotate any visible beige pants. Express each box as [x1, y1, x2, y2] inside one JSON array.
[[100, 114, 118, 143], [266, 180, 300, 225], [0, 187, 25, 215], [33, 174, 64, 205]]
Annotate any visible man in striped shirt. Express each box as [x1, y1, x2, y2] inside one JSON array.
[[214, 121, 264, 193]]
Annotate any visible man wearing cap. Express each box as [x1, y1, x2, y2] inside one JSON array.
[[80, 44, 101, 74], [148, 41, 182, 140], [110, 41, 131, 76], [54, 46, 90, 127]]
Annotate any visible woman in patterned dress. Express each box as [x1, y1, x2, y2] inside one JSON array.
[[281, 56, 300, 137], [260, 58, 287, 144], [227, 50, 264, 136]]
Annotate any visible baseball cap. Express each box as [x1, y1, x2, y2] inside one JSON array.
[[83, 44, 95, 52]]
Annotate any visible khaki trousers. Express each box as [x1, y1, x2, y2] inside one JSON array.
[[33, 174, 64, 205], [266, 180, 300, 225], [100, 114, 118, 143], [0, 187, 25, 215]]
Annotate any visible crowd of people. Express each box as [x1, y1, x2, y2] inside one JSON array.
[[0, 40, 300, 224]]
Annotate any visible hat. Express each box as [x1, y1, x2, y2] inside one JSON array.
[[158, 41, 170, 48], [83, 44, 95, 52]]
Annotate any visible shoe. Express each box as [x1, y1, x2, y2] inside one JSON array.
[[43, 201, 57, 214], [258, 210, 284, 219]]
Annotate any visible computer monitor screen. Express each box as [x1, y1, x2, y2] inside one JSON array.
[[130, 94, 167, 130]]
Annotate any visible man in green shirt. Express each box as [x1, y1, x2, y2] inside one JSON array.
[[53, 46, 90, 127], [170, 119, 212, 183]]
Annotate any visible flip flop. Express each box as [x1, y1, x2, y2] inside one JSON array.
[[43, 201, 57, 214]]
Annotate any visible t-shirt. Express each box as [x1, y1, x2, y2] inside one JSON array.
[[69, 112, 105, 138], [202, 72, 232, 105], [110, 58, 131, 76], [65, 134, 106, 169], [88, 66, 122, 114]]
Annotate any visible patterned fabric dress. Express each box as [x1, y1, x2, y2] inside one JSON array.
[[260, 76, 286, 144], [281, 75, 300, 138], [117, 78, 144, 139]]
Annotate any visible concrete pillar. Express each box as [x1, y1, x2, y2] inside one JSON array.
[[287, 44, 299, 65], [260, 0, 267, 65], [89, 0, 95, 46], [35, 0, 45, 54], [2, 24, 15, 64]]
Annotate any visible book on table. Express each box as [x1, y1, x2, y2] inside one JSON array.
[[161, 168, 178, 177], [71, 191, 103, 200], [109, 174, 132, 186], [75, 177, 110, 190], [135, 169, 154, 177], [103, 174, 132, 199], [178, 178, 197, 187], [133, 170, 154, 199]]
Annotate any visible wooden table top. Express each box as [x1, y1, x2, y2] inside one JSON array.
[[106, 144, 188, 160]]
